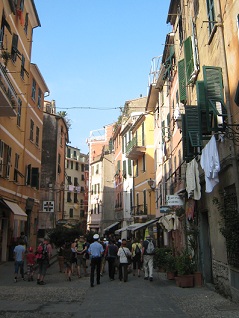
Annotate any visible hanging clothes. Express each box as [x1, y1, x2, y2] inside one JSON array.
[[186, 158, 201, 200], [200, 135, 220, 193]]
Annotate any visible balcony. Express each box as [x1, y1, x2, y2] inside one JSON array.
[[0, 63, 17, 117], [126, 136, 146, 159]]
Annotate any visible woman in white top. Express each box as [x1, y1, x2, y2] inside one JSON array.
[[117, 239, 131, 282]]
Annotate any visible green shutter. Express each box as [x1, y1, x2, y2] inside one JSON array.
[[181, 115, 192, 162], [203, 66, 227, 131], [196, 81, 211, 136], [178, 59, 187, 103], [184, 36, 194, 84], [123, 160, 126, 177], [128, 159, 132, 176], [185, 106, 202, 147]]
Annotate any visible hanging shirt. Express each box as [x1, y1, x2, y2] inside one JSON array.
[[200, 135, 220, 193], [186, 158, 201, 200]]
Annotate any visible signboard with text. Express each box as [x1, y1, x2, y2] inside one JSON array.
[[166, 195, 184, 206]]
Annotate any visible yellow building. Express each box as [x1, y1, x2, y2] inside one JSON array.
[[0, 1, 48, 260]]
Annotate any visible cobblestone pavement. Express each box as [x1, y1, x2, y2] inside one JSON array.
[[1, 258, 239, 318]]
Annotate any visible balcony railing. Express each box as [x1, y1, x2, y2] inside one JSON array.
[[0, 63, 17, 116], [126, 136, 146, 159]]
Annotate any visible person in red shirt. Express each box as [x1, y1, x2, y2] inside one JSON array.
[[26, 247, 36, 281]]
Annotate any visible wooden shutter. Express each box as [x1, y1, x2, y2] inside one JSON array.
[[203, 66, 227, 131], [128, 159, 132, 176], [185, 106, 202, 147], [178, 59, 187, 103], [123, 160, 126, 178], [196, 81, 212, 136], [184, 36, 194, 84]]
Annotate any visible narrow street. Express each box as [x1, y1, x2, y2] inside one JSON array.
[[1, 257, 239, 318]]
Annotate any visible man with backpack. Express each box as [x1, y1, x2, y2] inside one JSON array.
[[142, 235, 155, 282], [36, 237, 52, 285], [131, 238, 142, 277]]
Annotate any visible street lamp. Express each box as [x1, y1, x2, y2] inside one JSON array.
[[148, 178, 155, 190]]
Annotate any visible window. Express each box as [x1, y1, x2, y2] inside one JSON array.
[[11, 33, 19, 62], [60, 126, 63, 146], [67, 147, 71, 158], [81, 174, 84, 181], [73, 150, 76, 158], [178, 59, 186, 103], [58, 154, 61, 174], [37, 88, 42, 108], [14, 153, 20, 182], [0, 15, 11, 49], [142, 154, 146, 172], [17, 98, 22, 127], [30, 119, 34, 141], [96, 164, 99, 174], [31, 79, 36, 100], [0, 142, 11, 178], [142, 122, 145, 146], [74, 177, 78, 186], [69, 208, 73, 218], [74, 193, 78, 203], [67, 176, 72, 185], [128, 159, 132, 176], [71, 161, 73, 169], [67, 192, 71, 202], [26, 164, 39, 188], [123, 160, 126, 178], [75, 162, 79, 171], [135, 160, 138, 177], [24, 13, 28, 35], [20, 54, 25, 79], [36, 126, 39, 146], [206, 0, 215, 35], [143, 190, 147, 214], [81, 164, 84, 172]]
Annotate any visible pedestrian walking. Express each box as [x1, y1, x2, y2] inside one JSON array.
[[131, 238, 142, 277], [71, 239, 78, 275], [105, 240, 118, 281], [62, 241, 73, 281], [117, 239, 131, 282], [26, 246, 36, 281], [75, 236, 88, 278], [13, 239, 26, 282], [88, 234, 104, 287], [19, 231, 28, 251], [36, 236, 52, 285], [100, 237, 108, 276], [142, 235, 155, 282]]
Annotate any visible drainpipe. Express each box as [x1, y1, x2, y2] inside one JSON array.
[[216, 0, 239, 200]]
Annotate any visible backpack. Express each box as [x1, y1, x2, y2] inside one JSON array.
[[35, 243, 48, 260], [135, 244, 141, 255], [146, 240, 155, 254]]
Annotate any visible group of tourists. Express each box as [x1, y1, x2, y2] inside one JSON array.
[[13, 231, 156, 287], [88, 233, 155, 286]]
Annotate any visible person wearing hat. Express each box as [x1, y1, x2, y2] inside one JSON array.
[[142, 235, 155, 282], [88, 234, 104, 287]]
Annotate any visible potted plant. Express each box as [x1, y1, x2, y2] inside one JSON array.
[[153, 247, 172, 272], [164, 252, 176, 279], [175, 250, 196, 287]]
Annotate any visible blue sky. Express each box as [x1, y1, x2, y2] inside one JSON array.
[[32, 0, 171, 153]]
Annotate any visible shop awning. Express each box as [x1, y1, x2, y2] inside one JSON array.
[[115, 226, 129, 235], [103, 221, 120, 234], [3, 199, 27, 221], [126, 223, 143, 231], [130, 218, 159, 232]]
